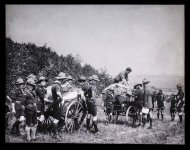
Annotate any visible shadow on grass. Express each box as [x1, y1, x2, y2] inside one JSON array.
[[98, 118, 126, 126]]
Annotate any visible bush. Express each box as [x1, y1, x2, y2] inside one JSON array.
[[6, 37, 113, 95]]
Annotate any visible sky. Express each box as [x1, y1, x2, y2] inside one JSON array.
[[6, 5, 184, 78]]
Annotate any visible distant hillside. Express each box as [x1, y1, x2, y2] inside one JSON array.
[[130, 74, 184, 89]]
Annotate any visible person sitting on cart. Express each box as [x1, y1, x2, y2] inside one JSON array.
[[175, 83, 185, 123], [156, 89, 165, 121], [142, 78, 153, 129], [51, 72, 68, 139], [9, 77, 26, 136], [133, 83, 143, 127], [35, 76, 48, 131], [83, 75, 100, 133]]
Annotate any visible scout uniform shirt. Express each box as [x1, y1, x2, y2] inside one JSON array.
[[35, 84, 46, 114], [143, 86, 153, 109], [176, 89, 185, 111], [24, 88, 38, 112], [176, 89, 184, 102], [157, 93, 165, 108], [51, 80, 63, 103], [134, 88, 144, 105], [10, 88, 26, 110], [51, 80, 64, 120], [83, 83, 97, 104]]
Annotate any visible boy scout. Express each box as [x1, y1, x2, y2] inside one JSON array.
[[51, 72, 68, 139], [24, 78, 38, 142], [83, 75, 100, 133], [10, 78, 26, 136], [35, 76, 48, 130]]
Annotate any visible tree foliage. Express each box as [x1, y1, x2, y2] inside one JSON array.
[[6, 37, 113, 95]]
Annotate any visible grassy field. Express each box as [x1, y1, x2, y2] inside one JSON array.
[[5, 97, 185, 144]]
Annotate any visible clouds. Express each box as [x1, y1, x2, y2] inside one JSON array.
[[6, 5, 184, 77]]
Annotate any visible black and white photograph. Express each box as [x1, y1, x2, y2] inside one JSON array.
[[5, 4, 185, 144]]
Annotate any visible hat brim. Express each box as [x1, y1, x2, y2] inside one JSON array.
[[78, 79, 86, 82], [134, 84, 142, 89], [67, 78, 74, 80], [90, 79, 100, 82], [142, 81, 150, 84], [27, 83, 36, 86], [37, 79, 48, 84], [14, 82, 25, 85], [177, 86, 182, 88], [55, 77, 68, 79]]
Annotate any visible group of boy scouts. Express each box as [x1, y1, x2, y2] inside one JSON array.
[[6, 66, 185, 142], [7, 72, 100, 142], [107, 67, 184, 129]]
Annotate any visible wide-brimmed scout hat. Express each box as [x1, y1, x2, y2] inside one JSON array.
[[78, 76, 86, 82], [89, 75, 100, 81], [67, 75, 74, 81], [14, 78, 25, 85], [55, 72, 68, 80], [177, 83, 182, 88], [37, 76, 48, 84], [108, 86, 115, 91], [27, 74, 37, 81], [134, 83, 142, 89], [142, 78, 150, 84], [26, 78, 36, 86]]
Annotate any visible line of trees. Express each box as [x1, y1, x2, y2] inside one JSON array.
[[6, 37, 113, 95]]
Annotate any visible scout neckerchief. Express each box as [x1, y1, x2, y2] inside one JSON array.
[[28, 89, 36, 99], [36, 85, 45, 102], [16, 88, 26, 100]]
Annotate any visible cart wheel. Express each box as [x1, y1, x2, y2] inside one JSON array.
[[126, 106, 137, 126], [65, 101, 84, 133]]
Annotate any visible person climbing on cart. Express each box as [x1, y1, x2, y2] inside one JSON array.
[[114, 67, 132, 88]]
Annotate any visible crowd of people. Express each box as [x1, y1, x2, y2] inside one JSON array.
[[103, 67, 185, 129], [6, 72, 100, 142], [5, 67, 185, 142]]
